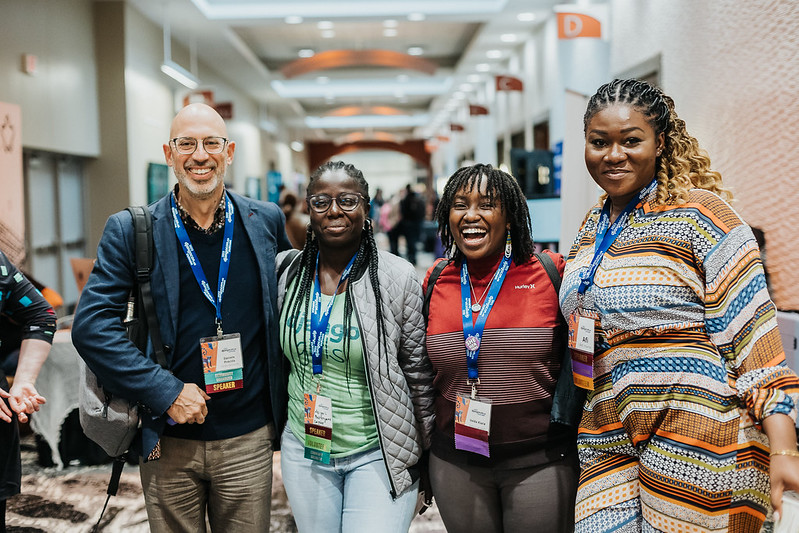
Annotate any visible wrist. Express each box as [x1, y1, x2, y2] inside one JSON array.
[[770, 449, 799, 458]]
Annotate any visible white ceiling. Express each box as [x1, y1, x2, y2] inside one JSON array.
[[127, 0, 561, 144]]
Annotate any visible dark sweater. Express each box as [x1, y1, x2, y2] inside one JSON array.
[[164, 210, 270, 441]]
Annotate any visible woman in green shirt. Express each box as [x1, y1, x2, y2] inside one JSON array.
[[276, 161, 435, 533]]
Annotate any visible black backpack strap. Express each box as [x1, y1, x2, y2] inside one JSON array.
[[126, 206, 168, 370], [277, 249, 301, 281], [535, 252, 561, 294], [423, 258, 449, 320]]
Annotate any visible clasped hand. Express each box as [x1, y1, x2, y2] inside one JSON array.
[[0, 382, 46, 424]]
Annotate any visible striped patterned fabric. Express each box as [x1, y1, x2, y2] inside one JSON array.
[[425, 253, 568, 464], [560, 188, 799, 532]]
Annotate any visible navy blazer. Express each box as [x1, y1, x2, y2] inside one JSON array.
[[73, 191, 292, 458]]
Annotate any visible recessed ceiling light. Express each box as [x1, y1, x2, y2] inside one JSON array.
[[476, 63, 492, 72], [298, 49, 315, 58], [467, 74, 482, 83], [408, 12, 425, 22], [383, 19, 398, 28], [486, 50, 503, 59], [290, 141, 304, 152], [317, 21, 333, 30], [285, 15, 303, 24], [383, 28, 398, 37], [517, 12, 536, 22], [407, 46, 424, 56], [321, 30, 335, 38], [500, 34, 518, 43]]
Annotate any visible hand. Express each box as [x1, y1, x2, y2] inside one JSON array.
[[166, 383, 210, 424], [2, 382, 46, 424], [418, 451, 433, 515], [770, 455, 799, 520]]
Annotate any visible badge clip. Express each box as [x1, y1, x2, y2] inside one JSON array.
[[467, 378, 480, 399]]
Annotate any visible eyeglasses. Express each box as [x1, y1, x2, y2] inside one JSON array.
[[306, 193, 365, 214], [170, 137, 228, 155]]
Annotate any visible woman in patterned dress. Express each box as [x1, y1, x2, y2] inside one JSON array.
[[559, 78, 799, 532]]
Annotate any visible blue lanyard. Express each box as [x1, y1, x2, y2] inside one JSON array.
[[577, 178, 656, 295], [309, 252, 358, 375], [170, 192, 235, 335], [460, 255, 511, 380]]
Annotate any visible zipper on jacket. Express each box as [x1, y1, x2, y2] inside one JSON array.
[[351, 284, 400, 500]]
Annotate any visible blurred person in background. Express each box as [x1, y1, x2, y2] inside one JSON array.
[[280, 190, 310, 249]]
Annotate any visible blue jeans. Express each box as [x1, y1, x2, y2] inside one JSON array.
[[280, 428, 418, 533]]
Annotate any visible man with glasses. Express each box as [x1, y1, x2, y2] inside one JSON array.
[[73, 103, 291, 532]]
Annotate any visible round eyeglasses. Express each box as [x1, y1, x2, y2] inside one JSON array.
[[306, 193, 366, 214], [170, 137, 228, 155]]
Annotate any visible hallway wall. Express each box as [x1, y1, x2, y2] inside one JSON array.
[[610, 0, 799, 309]]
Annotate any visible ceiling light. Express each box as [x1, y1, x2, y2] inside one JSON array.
[[475, 63, 492, 72], [321, 30, 335, 38], [467, 74, 482, 83], [383, 19, 398, 28], [317, 21, 333, 30], [285, 15, 303, 24], [298, 49, 314, 58], [486, 50, 503, 59], [517, 12, 536, 22], [161, 60, 199, 89], [383, 28, 398, 37], [500, 34, 518, 43], [160, 15, 199, 89], [316, 76, 330, 84], [290, 141, 304, 152], [407, 13, 425, 22], [407, 46, 424, 56]]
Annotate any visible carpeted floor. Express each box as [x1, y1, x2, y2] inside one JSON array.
[[7, 433, 444, 532]]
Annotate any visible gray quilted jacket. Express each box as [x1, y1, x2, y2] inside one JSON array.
[[276, 249, 435, 497]]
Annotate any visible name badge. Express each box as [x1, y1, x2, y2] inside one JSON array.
[[304, 393, 333, 464], [200, 333, 244, 394], [568, 312, 595, 390], [454, 393, 492, 457]]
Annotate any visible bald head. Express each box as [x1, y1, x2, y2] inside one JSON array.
[[170, 103, 228, 139]]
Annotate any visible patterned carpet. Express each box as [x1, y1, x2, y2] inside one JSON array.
[[7, 433, 444, 533]]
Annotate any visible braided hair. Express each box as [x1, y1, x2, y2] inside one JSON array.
[[584, 78, 731, 205], [280, 161, 392, 387], [435, 163, 535, 264]]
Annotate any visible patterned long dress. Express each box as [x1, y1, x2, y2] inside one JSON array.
[[559, 187, 799, 532]]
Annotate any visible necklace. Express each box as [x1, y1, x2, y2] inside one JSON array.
[[468, 274, 491, 313]]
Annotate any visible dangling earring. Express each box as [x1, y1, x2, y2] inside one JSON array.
[[364, 218, 372, 231], [504, 231, 512, 258]]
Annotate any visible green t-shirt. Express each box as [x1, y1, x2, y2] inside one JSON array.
[[280, 280, 379, 457]]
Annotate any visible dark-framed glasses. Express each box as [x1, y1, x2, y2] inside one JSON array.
[[170, 136, 228, 155], [307, 193, 365, 214]]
